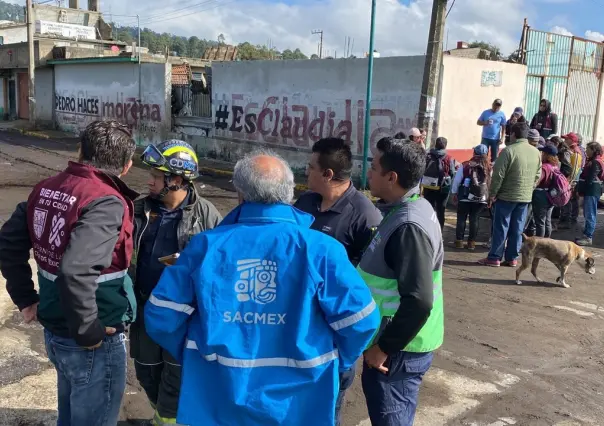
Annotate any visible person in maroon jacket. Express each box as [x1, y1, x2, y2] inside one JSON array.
[[0, 120, 138, 426], [529, 144, 560, 238]]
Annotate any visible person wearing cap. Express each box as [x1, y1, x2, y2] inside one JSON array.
[[477, 99, 507, 162], [408, 127, 423, 144], [505, 107, 526, 145], [527, 129, 541, 148], [478, 121, 541, 268], [131, 140, 222, 424], [558, 132, 584, 229], [576, 141, 604, 246], [451, 144, 492, 250], [530, 99, 558, 139], [529, 144, 560, 238]]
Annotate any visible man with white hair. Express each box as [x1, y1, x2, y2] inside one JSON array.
[[144, 150, 380, 426]]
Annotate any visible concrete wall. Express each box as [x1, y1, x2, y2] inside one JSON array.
[[53, 61, 171, 145], [34, 5, 102, 29], [35, 67, 53, 126], [0, 77, 5, 118], [0, 40, 55, 69], [181, 56, 425, 175], [438, 56, 527, 162], [0, 25, 27, 44]]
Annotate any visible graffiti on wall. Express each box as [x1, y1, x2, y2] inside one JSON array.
[[54, 91, 164, 135], [213, 94, 434, 155]]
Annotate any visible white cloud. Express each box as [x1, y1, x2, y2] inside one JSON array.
[[550, 26, 573, 36], [5, 0, 530, 56], [101, 0, 528, 57], [585, 30, 604, 42]]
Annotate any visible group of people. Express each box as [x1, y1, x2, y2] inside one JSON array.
[[419, 97, 603, 272], [0, 120, 445, 426]]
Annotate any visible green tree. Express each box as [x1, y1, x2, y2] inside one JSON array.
[[282, 48, 308, 60], [217, 33, 226, 45], [468, 41, 502, 60], [310, 54, 319, 59]]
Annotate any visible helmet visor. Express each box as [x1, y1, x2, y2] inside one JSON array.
[[141, 144, 167, 167]]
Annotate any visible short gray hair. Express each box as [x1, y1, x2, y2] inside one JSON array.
[[232, 150, 295, 204]]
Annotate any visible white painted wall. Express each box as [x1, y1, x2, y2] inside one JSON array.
[[0, 25, 27, 45], [53, 61, 171, 145], [205, 57, 425, 173], [35, 67, 53, 125], [438, 56, 527, 161]]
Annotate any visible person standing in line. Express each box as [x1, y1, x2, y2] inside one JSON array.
[[505, 107, 525, 145], [294, 137, 382, 425], [421, 136, 456, 230], [477, 98, 507, 162], [130, 140, 222, 425], [144, 151, 380, 426], [576, 142, 604, 246], [0, 120, 138, 426], [558, 133, 584, 229], [451, 144, 491, 250], [359, 138, 444, 426], [408, 128, 423, 144], [530, 99, 558, 139], [524, 128, 544, 234], [478, 121, 541, 268], [528, 144, 560, 238]]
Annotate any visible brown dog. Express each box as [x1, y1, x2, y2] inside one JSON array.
[[515, 234, 596, 288]]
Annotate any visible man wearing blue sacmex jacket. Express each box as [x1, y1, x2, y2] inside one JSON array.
[[144, 150, 380, 426]]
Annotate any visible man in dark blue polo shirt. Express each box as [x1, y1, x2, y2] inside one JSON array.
[[294, 137, 382, 425]]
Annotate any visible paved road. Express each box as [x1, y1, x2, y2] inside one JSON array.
[[1, 131, 604, 426]]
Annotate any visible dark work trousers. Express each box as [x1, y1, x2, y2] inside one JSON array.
[[362, 351, 433, 426], [524, 203, 535, 236], [560, 191, 579, 223], [455, 202, 486, 241], [335, 365, 356, 426], [531, 190, 555, 238], [130, 303, 182, 420], [423, 189, 449, 230]]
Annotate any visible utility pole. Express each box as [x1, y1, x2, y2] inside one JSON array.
[[360, 0, 377, 189], [26, 0, 36, 127], [312, 29, 323, 58], [417, 0, 447, 148]]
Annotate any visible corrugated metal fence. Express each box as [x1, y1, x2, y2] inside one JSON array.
[[523, 27, 604, 139]]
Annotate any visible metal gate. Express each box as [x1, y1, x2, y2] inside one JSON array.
[[522, 25, 604, 140]]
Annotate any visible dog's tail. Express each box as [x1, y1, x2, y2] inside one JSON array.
[[522, 233, 528, 241]]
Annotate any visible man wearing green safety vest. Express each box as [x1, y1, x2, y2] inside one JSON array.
[[359, 137, 444, 426]]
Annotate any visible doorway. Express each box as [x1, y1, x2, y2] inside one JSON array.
[[17, 73, 28, 120]]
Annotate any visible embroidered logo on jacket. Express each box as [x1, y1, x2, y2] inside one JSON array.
[[49, 213, 66, 249], [33, 208, 48, 240], [235, 259, 278, 304]]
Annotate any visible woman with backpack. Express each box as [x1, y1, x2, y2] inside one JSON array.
[[531, 144, 562, 238], [451, 144, 491, 250], [575, 142, 604, 246], [421, 136, 456, 230]]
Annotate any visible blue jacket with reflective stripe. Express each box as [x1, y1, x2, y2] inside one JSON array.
[[145, 202, 380, 426]]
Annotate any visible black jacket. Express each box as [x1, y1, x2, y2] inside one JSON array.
[[128, 184, 223, 294]]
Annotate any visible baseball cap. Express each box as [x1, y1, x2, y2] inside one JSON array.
[[539, 144, 558, 156], [563, 133, 579, 145], [409, 127, 422, 137], [493, 98, 503, 106], [513, 107, 524, 115], [473, 144, 489, 155], [527, 129, 540, 140]]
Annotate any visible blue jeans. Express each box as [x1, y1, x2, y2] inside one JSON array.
[[489, 200, 529, 262], [362, 351, 433, 426], [583, 196, 598, 238], [44, 330, 127, 426], [481, 137, 500, 162], [335, 365, 356, 426]]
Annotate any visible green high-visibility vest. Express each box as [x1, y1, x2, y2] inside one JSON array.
[[357, 191, 444, 352]]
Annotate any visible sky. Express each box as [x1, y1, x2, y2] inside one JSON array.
[[12, 0, 604, 57]]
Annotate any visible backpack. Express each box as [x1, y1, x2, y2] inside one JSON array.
[[546, 166, 572, 207], [422, 153, 452, 192], [460, 163, 489, 202]]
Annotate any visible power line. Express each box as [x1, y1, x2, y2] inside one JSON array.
[[140, 0, 231, 26], [445, 0, 456, 19]]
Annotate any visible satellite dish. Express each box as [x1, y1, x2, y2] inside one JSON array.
[[111, 45, 119, 52]]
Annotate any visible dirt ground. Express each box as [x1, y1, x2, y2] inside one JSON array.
[[1, 131, 604, 426]]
